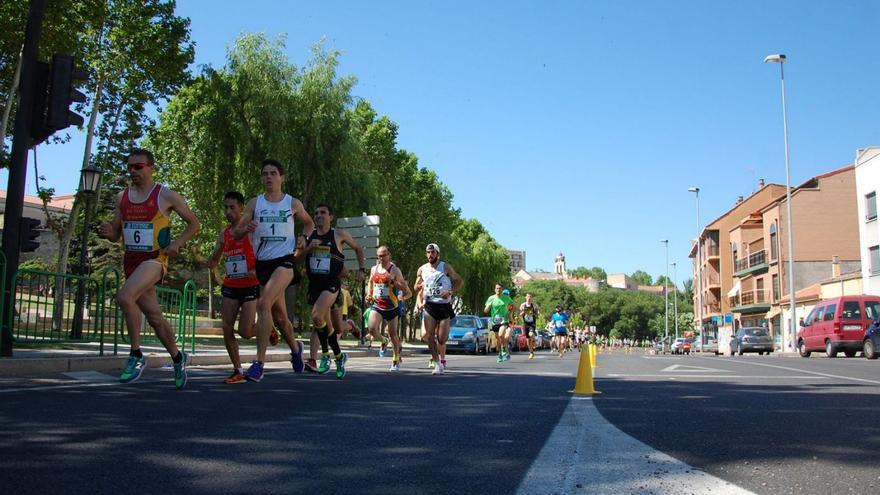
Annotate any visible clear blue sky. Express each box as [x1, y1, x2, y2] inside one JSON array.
[[5, 0, 879, 285]]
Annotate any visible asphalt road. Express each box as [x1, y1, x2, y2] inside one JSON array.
[[2, 349, 879, 494], [592, 350, 880, 494], [0, 351, 577, 495]]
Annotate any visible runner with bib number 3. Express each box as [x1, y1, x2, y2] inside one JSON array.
[[366, 246, 412, 371]]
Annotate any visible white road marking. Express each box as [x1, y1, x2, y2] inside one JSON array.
[[516, 397, 755, 495], [660, 364, 729, 373], [605, 374, 828, 379], [693, 357, 880, 386]]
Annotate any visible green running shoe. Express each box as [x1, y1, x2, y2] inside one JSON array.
[[335, 352, 348, 379], [173, 351, 188, 389], [120, 355, 147, 383], [497, 353, 504, 363], [318, 354, 331, 374], [428, 359, 435, 369]]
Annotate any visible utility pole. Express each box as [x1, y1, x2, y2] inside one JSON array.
[[1, 0, 47, 357]]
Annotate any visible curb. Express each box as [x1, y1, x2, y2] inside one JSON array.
[[0, 348, 422, 377]]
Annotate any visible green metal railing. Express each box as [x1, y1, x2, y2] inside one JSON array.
[[7, 269, 105, 347], [5, 264, 197, 357], [113, 279, 199, 355]]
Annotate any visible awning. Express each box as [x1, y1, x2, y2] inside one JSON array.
[[727, 280, 741, 298]]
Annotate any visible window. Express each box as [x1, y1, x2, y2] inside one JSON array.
[[823, 304, 837, 321], [871, 246, 880, 275], [841, 301, 861, 320], [803, 307, 817, 326], [770, 223, 778, 261], [867, 192, 877, 221], [772, 274, 780, 302], [812, 306, 825, 324], [866, 301, 880, 321]]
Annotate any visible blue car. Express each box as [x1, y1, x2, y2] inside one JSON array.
[[446, 315, 489, 354], [864, 317, 880, 360]]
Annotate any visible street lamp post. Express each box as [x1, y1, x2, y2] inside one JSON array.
[[688, 187, 702, 349], [764, 53, 797, 352], [661, 239, 669, 345], [71, 164, 101, 339], [671, 262, 679, 339]]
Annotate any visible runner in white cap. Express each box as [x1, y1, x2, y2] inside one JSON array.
[[414, 243, 463, 374]]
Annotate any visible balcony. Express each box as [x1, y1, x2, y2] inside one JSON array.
[[733, 249, 769, 278], [730, 289, 771, 315], [703, 273, 721, 289], [704, 245, 720, 259]]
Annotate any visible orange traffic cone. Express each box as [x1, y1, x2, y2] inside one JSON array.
[[570, 343, 600, 395]]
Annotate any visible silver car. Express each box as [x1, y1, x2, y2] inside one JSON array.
[[731, 327, 774, 355]]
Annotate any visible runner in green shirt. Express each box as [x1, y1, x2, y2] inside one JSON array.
[[484, 284, 515, 363]]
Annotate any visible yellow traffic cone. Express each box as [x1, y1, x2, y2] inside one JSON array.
[[570, 343, 600, 395], [589, 343, 597, 368]]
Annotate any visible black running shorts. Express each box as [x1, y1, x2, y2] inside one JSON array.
[[221, 284, 260, 303], [255, 255, 301, 287], [424, 302, 455, 321]]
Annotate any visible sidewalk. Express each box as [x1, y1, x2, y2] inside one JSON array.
[[0, 340, 429, 377]]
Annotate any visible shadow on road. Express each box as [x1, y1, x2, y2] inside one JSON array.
[[0, 369, 573, 494]]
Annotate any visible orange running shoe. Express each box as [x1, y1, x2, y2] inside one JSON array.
[[224, 371, 246, 384], [269, 328, 280, 346]]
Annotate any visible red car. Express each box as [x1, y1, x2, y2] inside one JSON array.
[[798, 295, 880, 358]]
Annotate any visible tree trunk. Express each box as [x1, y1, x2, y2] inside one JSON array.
[[0, 46, 24, 160], [53, 74, 104, 330]]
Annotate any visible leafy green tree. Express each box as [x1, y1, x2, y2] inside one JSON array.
[[655, 274, 673, 288], [569, 266, 590, 279], [587, 266, 607, 282], [682, 278, 694, 302], [630, 270, 653, 286]]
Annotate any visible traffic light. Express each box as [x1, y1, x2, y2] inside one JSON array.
[[29, 61, 53, 144], [19, 217, 41, 253], [46, 54, 87, 130]]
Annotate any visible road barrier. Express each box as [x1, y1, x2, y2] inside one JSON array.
[[4, 266, 197, 357], [571, 343, 600, 395]]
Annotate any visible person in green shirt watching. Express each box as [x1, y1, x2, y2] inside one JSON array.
[[484, 284, 515, 363]]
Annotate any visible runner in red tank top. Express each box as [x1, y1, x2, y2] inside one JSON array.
[[200, 192, 266, 384], [98, 148, 200, 389]]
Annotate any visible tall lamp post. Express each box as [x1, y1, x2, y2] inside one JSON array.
[[671, 262, 679, 339], [688, 187, 702, 348], [661, 239, 669, 345], [71, 164, 101, 339], [764, 53, 797, 352]]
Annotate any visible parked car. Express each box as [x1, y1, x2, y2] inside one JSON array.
[[446, 315, 489, 354], [536, 330, 552, 349], [671, 338, 692, 355], [653, 337, 671, 354], [731, 327, 774, 355], [509, 326, 525, 352], [797, 295, 880, 358], [864, 317, 880, 360]]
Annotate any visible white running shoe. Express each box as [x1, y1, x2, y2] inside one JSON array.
[[389, 362, 400, 371], [432, 362, 444, 375]]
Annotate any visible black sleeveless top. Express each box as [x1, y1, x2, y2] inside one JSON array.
[[305, 228, 345, 279]]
